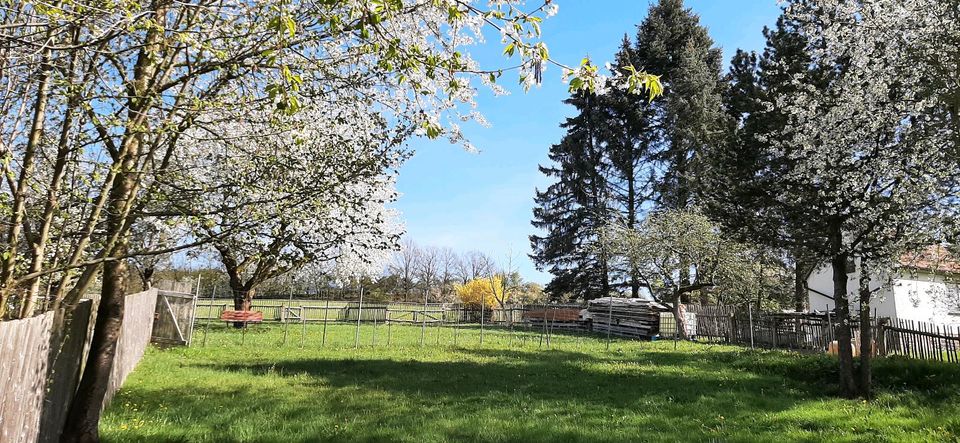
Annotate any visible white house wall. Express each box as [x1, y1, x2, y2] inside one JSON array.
[[806, 262, 898, 319], [891, 272, 960, 325]]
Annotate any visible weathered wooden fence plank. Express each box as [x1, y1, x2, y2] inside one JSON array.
[[0, 289, 158, 443]]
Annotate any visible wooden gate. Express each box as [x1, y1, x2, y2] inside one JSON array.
[[151, 290, 198, 346]]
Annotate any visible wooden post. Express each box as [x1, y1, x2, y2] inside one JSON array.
[[480, 296, 485, 346], [420, 291, 427, 347], [321, 296, 330, 347], [355, 286, 364, 349], [202, 285, 218, 347]]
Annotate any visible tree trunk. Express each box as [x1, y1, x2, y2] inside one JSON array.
[[60, 255, 129, 442], [830, 251, 857, 398], [233, 287, 256, 312], [139, 266, 155, 290], [626, 163, 640, 299], [793, 259, 809, 312], [0, 43, 52, 318], [19, 24, 82, 319], [858, 268, 873, 399], [226, 272, 256, 328], [672, 293, 689, 340], [61, 1, 164, 435]]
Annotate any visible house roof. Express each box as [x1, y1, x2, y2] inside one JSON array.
[[899, 245, 960, 275]]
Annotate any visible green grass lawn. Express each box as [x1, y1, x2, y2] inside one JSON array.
[[101, 323, 960, 442]]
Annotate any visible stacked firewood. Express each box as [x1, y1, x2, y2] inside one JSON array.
[[523, 307, 585, 331], [586, 297, 668, 339]]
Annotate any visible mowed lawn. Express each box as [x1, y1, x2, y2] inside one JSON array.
[[101, 323, 960, 442]]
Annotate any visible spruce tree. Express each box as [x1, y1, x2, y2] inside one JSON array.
[[604, 36, 657, 297], [634, 0, 726, 210], [530, 92, 615, 300]]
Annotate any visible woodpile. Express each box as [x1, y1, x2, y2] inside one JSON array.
[[586, 297, 668, 339], [523, 308, 585, 330]]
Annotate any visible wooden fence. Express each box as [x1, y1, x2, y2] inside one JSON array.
[[689, 305, 960, 363], [151, 290, 198, 346], [0, 289, 158, 443], [882, 318, 960, 363]]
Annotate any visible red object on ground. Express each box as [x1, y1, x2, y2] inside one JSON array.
[[220, 310, 264, 323]]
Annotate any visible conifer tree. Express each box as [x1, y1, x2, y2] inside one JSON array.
[[635, 0, 726, 210], [530, 92, 615, 300]]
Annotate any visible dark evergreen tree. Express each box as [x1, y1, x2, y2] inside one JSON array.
[[634, 0, 726, 210], [531, 0, 729, 300], [702, 12, 830, 311], [530, 92, 615, 300], [604, 36, 657, 298]]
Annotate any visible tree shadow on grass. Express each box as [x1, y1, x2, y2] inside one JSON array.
[[102, 345, 960, 443], [187, 351, 829, 436]]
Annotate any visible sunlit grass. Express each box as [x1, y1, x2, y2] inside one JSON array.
[[101, 323, 960, 442]]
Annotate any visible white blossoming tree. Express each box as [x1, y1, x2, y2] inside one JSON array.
[[1, 1, 662, 438], [166, 103, 403, 316], [721, 0, 960, 398]]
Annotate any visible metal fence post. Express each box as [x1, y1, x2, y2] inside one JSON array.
[[355, 286, 364, 349], [454, 304, 460, 346], [748, 303, 755, 350], [283, 290, 294, 346], [386, 308, 392, 346], [606, 298, 613, 351], [420, 291, 427, 347], [435, 304, 442, 345], [187, 276, 201, 347]]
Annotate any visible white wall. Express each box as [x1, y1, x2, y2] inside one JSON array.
[[806, 261, 898, 319], [891, 271, 960, 325]]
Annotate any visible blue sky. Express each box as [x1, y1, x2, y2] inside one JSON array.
[[395, 1, 783, 284]]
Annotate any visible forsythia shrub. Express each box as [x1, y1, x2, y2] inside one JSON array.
[[455, 277, 503, 310]]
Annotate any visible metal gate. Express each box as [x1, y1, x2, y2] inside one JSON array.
[[151, 290, 198, 346]]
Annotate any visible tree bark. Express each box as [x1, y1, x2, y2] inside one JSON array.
[[60, 257, 128, 443], [793, 259, 809, 312], [20, 25, 82, 318], [672, 293, 689, 340], [0, 42, 52, 318], [226, 269, 257, 328], [830, 248, 858, 397], [61, 0, 165, 436], [858, 267, 873, 399]]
